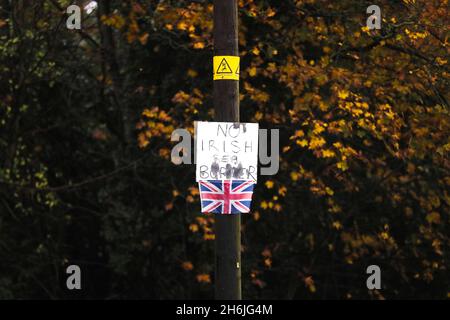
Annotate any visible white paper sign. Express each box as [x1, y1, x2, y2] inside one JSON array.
[[195, 121, 259, 181]]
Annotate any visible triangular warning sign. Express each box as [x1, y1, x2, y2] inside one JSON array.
[[235, 64, 239, 75], [216, 58, 233, 74]]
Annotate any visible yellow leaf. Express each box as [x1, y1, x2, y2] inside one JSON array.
[[309, 137, 326, 149], [203, 233, 215, 240], [290, 172, 300, 181], [196, 274, 211, 283], [380, 231, 389, 240], [138, 132, 149, 148], [296, 139, 308, 147], [181, 261, 194, 271], [278, 186, 287, 196], [322, 149, 335, 158], [337, 161, 348, 171], [189, 186, 199, 196], [139, 33, 149, 45], [333, 142, 343, 149], [252, 47, 260, 55], [266, 8, 276, 17], [294, 130, 305, 138], [313, 123, 325, 135], [254, 111, 263, 121], [260, 201, 268, 209], [319, 101, 329, 111], [338, 90, 349, 100], [304, 276, 316, 293], [189, 224, 199, 232], [187, 69, 198, 78], [177, 22, 188, 31], [265, 180, 274, 189], [426, 212, 441, 224], [436, 57, 447, 66], [193, 42, 205, 49], [325, 187, 334, 196], [332, 221, 342, 230]]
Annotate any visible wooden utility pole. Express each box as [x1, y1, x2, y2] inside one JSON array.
[[213, 0, 241, 300]]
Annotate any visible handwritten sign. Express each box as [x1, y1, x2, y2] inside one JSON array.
[[195, 121, 259, 181]]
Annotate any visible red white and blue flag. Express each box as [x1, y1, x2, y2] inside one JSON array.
[[199, 180, 255, 214]]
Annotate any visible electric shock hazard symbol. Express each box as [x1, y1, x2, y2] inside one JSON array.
[[213, 56, 240, 80]]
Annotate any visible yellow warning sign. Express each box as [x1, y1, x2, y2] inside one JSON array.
[[213, 56, 240, 80]]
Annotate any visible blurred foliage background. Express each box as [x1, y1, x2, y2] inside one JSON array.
[[0, 0, 448, 299]]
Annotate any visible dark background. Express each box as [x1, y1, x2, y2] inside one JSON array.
[[0, 0, 448, 299]]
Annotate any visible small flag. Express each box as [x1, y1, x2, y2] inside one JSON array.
[[199, 180, 255, 214]]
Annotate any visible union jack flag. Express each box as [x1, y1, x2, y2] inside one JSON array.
[[199, 180, 255, 214]]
